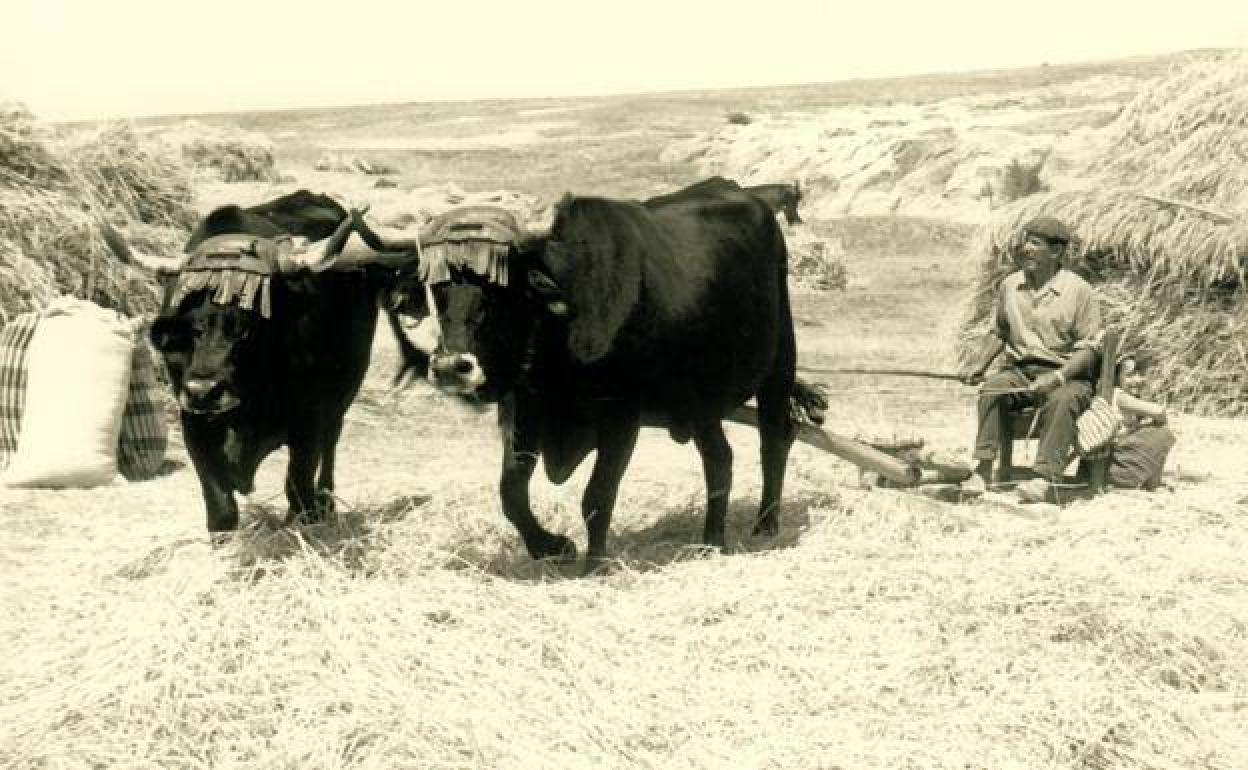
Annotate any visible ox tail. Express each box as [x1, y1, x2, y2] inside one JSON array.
[[384, 307, 431, 387], [788, 180, 804, 224], [755, 213, 798, 424], [774, 221, 797, 389]]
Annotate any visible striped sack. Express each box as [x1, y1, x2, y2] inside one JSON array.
[[1075, 395, 1121, 457], [0, 312, 40, 470], [0, 311, 168, 480], [118, 338, 168, 481]]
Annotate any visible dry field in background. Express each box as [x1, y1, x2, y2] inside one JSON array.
[[132, 51, 1188, 206], [6, 57, 1248, 768]]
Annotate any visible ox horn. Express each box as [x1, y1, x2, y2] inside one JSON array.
[[523, 210, 553, 241], [97, 217, 187, 275], [340, 209, 425, 268], [526, 222, 553, 241], [277, 208, 363, 272], [279, 206, 426, 271]]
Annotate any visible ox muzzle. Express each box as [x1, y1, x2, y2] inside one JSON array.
[[429, 352, 486, 395], [179, 376, 242, 416]]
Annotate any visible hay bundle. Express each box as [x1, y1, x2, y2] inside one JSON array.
[[62, 122, 197, 228], [1072, 52, 1248, 208], [0, 189, 175, 322], [0, 103, 69, 189], [163, 121, 279, 183], [0, 108, 193, 321], [960, 54, 1248, 416]]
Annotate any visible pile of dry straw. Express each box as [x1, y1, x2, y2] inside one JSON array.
[[0, 105, 196, 321], [960, 53, 1248, 416], [161, 120, 279, 183]]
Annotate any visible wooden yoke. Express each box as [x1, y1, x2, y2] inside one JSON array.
[[1086, 330, 1120, 494]]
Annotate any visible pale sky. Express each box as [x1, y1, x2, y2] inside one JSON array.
[[5, 0, 1247, 121]]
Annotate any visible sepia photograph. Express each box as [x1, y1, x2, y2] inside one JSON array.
[[3, 1, 1247, 767]]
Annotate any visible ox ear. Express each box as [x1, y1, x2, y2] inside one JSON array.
[[149, 317, 191, 353], [526, 268, 569, 318], [540, 213, 641, 364]]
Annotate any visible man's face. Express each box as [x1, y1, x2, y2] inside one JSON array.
[[1121, 371, 1146, 395], [1017, 233, 1062, 277]]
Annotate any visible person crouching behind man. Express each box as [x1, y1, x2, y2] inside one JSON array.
[[958, 216, 1104, 501], [1099, 356, 1176, 491]]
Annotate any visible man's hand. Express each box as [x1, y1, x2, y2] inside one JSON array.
[[1029, 370, 1064, 393], [960, 334, 1004, 385], [957, 363, 987, 386]]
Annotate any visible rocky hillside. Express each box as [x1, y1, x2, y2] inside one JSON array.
[[660, 74, 1149, 224]]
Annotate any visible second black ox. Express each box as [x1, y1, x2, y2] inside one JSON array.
[[416, 180, 799, 570], [102, 190, 420, 534]]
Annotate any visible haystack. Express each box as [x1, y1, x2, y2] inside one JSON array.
[[0, 106, 192, 321], [959, 53, 1248, 416], [158, 120, 279, 183], [63, 122, 197, 228], [0, 103, 67, 189]]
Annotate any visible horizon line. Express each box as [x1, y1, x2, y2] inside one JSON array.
[[51, 46, 1230, 126]]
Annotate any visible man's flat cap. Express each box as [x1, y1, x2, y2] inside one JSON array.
[[1022, 216, 1072, 244]]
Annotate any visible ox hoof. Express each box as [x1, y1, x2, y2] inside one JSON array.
[[702, 526, 727, 549], [531, 534, 578, 564], [581, 555, 616, 578], [208, 531, 237, 549], [286, 507, 324, 527], [314, 490, 337, 515], [751, 517, 780, 539]]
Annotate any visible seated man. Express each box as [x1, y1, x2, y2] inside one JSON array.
[[958, 216, 1103, 501]]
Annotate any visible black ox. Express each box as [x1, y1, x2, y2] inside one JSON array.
[[410, 179, 799, 570], [102, 191, 421, 534]]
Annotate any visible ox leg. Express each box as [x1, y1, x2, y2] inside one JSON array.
[[195, 470, 239, 535], [692, 419, 734, 548], [313, 415, 346, 516], [581, 411, 640, 574], [285, 454, 319, 522], [754, 366, 798, 539], [500, 395, 577, 563], [182, 418, 239, 534], [285, 418, 323, 523]]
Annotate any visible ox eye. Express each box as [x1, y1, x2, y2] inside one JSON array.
[[150, 319, 192, 352], [452, 308, 485, 330], [218, 314, 251, 339]]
